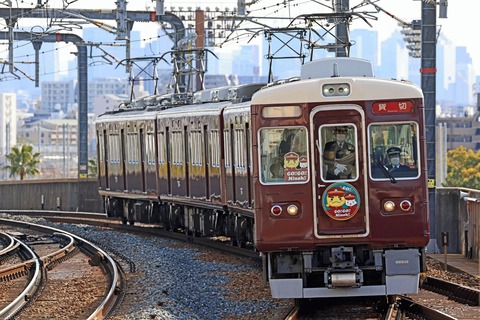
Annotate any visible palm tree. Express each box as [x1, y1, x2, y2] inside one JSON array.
[[4, 145, 41, 180], [88, 157, 98, 177]]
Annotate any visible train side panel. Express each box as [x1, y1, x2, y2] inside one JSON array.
[[223, 105, 254, 212]]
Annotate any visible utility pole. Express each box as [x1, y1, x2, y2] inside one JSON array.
[[334, 0, 349, 57], [421, 1, 437, 251]]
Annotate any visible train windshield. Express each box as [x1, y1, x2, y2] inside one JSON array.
[[319, 124, 358, 181], [259, 127, 309, 184], [369, 122, 420, 179]]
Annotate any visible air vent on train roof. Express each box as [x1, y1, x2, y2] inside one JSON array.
[[300, 57, 374, 80], [193, 83, 266, 104]]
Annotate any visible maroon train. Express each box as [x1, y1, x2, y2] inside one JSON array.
[[96, 57, 430, 298]]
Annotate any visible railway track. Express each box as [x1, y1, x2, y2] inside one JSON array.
[[2, 209, 259, 259], [422, 275, 479, 306], [284, 295, 459, 320], [0, 233, 43, 319], [2, 210, 479, 319], [0, 218, 123, 319]]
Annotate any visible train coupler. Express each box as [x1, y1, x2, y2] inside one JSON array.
[[324, 268, 363, 288]]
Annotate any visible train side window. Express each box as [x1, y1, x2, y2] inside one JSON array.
[[172, 131, 183, 165], [146, 132, 155, 166], [258, 127, 309, 184], [210, 130, 220, 167], [369, 123, 420, 179], [224, 129, 231, 169], [158, 132, 165, 165]]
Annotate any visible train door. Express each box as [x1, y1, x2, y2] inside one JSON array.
[[311, 105, 369, 238]]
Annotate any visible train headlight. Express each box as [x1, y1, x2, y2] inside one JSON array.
[[323, 85, 335, 96], [322, 83, 351, 97], [384, 201, 395, 212], [400, 200, 412, 211], [287, 204, 298, 216], [337, 84, 350, 95], [271, 205, 282, 216]]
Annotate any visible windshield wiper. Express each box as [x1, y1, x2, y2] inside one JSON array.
[[371, 155, 396, 184]]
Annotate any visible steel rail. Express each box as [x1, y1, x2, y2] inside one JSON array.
[[398, 296, 457, 320], [0, 218, 121, 320], [383, 300, 398, 320], [40, 232, 77, 269], [0, 237, 42, 320], [0, 232, 18, 256], [424, 276, 480, 306]]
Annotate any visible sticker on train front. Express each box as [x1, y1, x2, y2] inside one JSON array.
[[322, 182, 361, 221]]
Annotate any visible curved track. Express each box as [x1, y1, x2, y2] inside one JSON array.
[[3, 210, 479, 320], [0, 235, 42, 319], [0, 218, 122, 319]]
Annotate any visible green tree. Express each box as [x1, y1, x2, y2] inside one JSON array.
[[88, 157, 98, 177], [443, 146, 480, 189], [4, 144, 41, 180]]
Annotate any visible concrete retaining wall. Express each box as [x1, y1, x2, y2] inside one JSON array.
[[0, 179, 103, 213]]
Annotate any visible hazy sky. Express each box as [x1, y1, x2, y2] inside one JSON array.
[[61, 0, 478, 71], [4, 1, 479, 74]]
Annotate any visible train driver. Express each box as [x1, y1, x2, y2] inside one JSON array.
[[385, 147, 411, 173], [322, 126, 356, 180]]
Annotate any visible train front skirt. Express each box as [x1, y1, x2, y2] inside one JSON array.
[[267, 248, 421, 298]]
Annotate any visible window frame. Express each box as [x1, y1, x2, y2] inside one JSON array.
[[258, 126, 309, 185], [368, 121, 421, 181]]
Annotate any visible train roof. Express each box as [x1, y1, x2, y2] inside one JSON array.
[[252, 76, 423, 105], [156, 101, 231, 117], [249, 58, 422, 105], [95, 83, 267, 123]]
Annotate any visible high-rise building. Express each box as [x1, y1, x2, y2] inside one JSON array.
[[455, 47, 475, 106], [231, 45, 260, 77], [40, 80, 77, 117], [0, 93, 17, 167], [88, 78, 130, 113], [377, 30, 409, 80], [78, 27, 141, 81], [350, 29, 379, 73]]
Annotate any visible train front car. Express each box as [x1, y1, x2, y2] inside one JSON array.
[[251, 58, 430, 298]]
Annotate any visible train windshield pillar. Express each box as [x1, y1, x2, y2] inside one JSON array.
[[369, 122, 420, 179], [258, 127, 309, 184]]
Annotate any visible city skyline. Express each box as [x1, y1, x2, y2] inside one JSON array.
[[48, 0, 479, 70], [0, 0, 477, 110], [0, 22, 477, 110]]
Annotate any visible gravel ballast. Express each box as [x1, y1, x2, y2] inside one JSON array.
[[0, 214, 290, 319]]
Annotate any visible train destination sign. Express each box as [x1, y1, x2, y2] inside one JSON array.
[[372, 101, 413, 114]]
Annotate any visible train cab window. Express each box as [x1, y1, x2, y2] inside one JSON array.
[[320, 125, 357, 181], [369, 123, 420, 179], [259, 127, 309, 184]]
